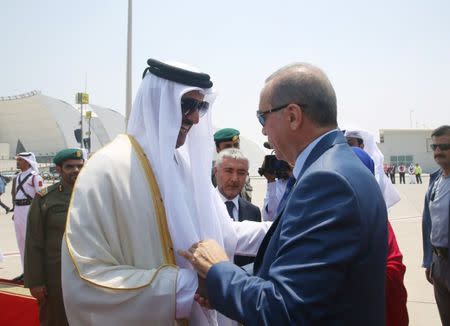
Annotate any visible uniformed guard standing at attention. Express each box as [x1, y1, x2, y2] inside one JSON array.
[[213, 128, 253, 202], [13, 152, 43, 281], [24, 148, 84, 326]]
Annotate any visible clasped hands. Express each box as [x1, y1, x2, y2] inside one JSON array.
[[178, 239, 229, 309]]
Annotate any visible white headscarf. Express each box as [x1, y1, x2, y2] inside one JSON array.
[[127, 65, 238, 268], [17, 152, 39, 173], [344, 129, 401, 209]]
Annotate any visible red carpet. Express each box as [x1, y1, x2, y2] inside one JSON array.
[[0, 279, 39, 326]]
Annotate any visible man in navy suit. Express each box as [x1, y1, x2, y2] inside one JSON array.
[[181, 63, 388, 325], [214, 148, 261, 266]]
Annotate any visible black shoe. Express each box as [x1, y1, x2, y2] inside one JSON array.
[[12, 273, 24, 282], [5, 207, 10, 214]]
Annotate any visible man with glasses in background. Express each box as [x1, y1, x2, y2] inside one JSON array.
[[422, 125, 450, 325], [181, 62, 387, 325], [61, 59, 269, 326]]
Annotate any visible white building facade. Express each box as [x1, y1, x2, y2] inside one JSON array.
[[378, 129, 440, 173]]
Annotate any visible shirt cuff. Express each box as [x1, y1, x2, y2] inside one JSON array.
[[176, 268, 198, 319]]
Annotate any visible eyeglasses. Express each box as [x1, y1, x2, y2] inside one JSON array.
[[430, 143, 450, 151], [181, 98, 209, 117], [256, 103, 307, 126]]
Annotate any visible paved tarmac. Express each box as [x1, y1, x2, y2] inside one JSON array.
[[0, 176, 441, 325]]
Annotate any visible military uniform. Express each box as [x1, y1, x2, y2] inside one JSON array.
[[24, 181, 72, 326], [14, 167, 43, 268]]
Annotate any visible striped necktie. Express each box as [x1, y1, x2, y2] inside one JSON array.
[[276, 176, 297, 216]]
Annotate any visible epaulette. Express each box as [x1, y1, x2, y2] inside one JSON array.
[[36, 183, 57, 198], [36, 187, 48, 197]]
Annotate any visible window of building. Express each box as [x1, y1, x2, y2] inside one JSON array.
[[426, 138, 433, 152], [390, 155, 414, 166]]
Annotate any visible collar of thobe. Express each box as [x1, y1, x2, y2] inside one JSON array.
[[20, 168, 33, 177]]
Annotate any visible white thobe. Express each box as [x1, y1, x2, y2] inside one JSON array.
[[14, 168, 42, 267], [62, 135, 269, 325]]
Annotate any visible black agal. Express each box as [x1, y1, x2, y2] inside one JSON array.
[[142, 58, 213, 89]]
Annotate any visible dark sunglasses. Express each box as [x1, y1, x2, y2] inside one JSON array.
[[181, 98, 209, 117], [256, 103, 307, 126], [430, 143, 450, 151]]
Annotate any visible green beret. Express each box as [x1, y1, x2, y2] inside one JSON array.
[[214, 128, 240, 143], [53, 148, 84, 165]]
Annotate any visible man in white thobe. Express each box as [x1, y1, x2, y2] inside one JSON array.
[[62, 59, 269, 325], [13, 152, 43, 280], [345, 129, 401, 208]]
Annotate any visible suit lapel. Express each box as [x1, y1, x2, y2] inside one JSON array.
[[253, 130, 346, 274], [253, 216, 281, 273], [238, 197, 244, 222], [275, 130, 345, 216]]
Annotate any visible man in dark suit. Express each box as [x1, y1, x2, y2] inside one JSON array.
[[180, 63, 388, 325], [214, 148, 261, 266]]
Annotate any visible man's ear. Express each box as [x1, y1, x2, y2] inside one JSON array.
[[55, 166, 62, 174], [287, 104, 302, 130]]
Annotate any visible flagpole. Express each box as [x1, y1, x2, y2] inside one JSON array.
[[125, 0, 132, 126]]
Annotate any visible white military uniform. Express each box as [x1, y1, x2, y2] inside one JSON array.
[[14, 167, 43, 267]]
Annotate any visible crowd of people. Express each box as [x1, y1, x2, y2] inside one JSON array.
[[384, 162, 423, 184], [0, 59, 449, 325]]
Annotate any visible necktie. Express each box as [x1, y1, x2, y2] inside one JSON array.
[[225, 201, 235, 220], [276, 176, 297, 216]]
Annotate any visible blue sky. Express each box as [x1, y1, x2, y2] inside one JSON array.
[[2, 0, 449, 146]]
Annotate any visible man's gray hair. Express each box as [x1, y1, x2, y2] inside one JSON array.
[[215, 148, 249, 169], [265, 63, 337, 128]]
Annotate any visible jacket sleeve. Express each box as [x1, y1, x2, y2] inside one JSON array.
[[422, 193, 433, 268], [24, 197, 46, 288], [207, 172, 368, 325]]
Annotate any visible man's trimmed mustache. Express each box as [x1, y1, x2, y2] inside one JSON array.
[[435, 154, 446, 159]]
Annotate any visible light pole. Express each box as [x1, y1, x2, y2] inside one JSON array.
[[409, 110, 414, 128], [125, 0, 133, 125], [85, 111, 92, 153], [75, 92, 89, 148]]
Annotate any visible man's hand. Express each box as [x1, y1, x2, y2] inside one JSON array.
[[178, 239, 229, 279], [263, 171, 276, 183], [195, 276, 212, 309], [30, 286, 47, 304], [425, 268, 433, 284]]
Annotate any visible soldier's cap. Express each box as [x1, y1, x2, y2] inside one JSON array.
[[142, 58, 213, 89], [53, 148, 84, 166], [214, 128, 240, 144]]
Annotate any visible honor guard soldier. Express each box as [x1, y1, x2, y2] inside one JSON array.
[[213, 128, 253, 202], [13, 152, 43, 281], [24, 148, 84, 326]]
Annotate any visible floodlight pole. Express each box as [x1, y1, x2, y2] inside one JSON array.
[[80, 103, 84, 148], [125, 0, 133, 126]]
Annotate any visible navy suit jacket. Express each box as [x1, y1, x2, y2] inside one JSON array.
[[422, 169, 449, 268], [207, 131, 388, 325], [234, 197, 261, 266]]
